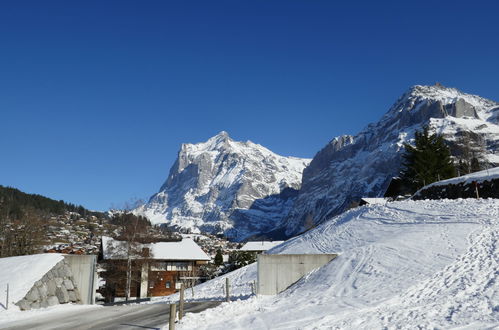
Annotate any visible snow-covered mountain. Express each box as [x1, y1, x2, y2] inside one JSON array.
[[136, 131, 310, 241], [283, 84, 499, 236]]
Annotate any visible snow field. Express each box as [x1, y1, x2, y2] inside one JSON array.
[[170, 199, 498, 329]]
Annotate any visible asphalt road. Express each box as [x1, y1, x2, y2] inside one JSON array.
[[1, 301, 221, 330]]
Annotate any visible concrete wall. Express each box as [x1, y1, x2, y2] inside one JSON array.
[[257, 254, 337, 295], [64, 255, 97, 305]]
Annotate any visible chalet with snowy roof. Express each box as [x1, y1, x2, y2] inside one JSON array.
[[239, 241, 284, 254], [100, 236, 210, 300]]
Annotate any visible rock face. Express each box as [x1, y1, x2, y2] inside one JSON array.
[[283, 85, 499, 236], [15, 259, 82, 310], [137, 131, 310, 241]]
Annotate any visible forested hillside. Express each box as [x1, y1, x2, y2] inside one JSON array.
[[0, 185, 110, 257]]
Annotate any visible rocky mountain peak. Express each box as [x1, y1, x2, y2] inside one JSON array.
[[137, 133, 311, 241], [283, 85, 499, 237]]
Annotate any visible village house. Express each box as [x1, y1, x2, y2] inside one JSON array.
[[100, 236, 210, 300], [239, 241, 285, 254]]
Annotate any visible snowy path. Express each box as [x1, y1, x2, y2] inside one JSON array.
[[167, 199, 498, 329]]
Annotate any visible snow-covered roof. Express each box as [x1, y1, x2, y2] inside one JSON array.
[[101, 236, 210, 261], [360, 198, 388, 205], [240, 241, 285, 252], [0, 253, 64, 305]]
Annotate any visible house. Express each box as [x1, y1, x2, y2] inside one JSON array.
[[239, 241, 285, 254], [100, 236, 210, 300]]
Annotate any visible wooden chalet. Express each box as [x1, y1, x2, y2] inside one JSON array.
[[100, 236, 210, 300]]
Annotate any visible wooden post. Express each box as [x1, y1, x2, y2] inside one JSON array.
[[6, 284, 9, 310], [225, 278, 230, 302], [169, 304, 176, 330], [179, 284, 184, 320]]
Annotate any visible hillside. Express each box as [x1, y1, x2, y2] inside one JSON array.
[[0, 185, 113, 256], [283, 85, 499, 237], [162, 198, 498, 329]]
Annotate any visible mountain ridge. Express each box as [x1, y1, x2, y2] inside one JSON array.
[[282, 84, 499, 236], [136, 131, 311, 241]]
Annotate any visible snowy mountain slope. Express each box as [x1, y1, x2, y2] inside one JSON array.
[[284, 85, 499, 236], [136, 131, 310, 241], [169, 198, 498, 329]]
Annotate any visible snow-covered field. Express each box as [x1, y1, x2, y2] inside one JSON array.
[[168, 199, 498, 329]]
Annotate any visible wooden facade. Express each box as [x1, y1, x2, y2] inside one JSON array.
[[100, 236, 211, 301]]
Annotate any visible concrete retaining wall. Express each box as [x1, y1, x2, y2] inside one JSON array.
[[64, 255, 97, 305], [257, 254, 337, 295]]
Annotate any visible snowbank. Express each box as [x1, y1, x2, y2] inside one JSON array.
[[172, 199, 499, 329], [0, 254, 64, 310], [417, 166, 499, 190]]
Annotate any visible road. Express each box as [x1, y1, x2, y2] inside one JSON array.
[[1, 301, 221, 330]]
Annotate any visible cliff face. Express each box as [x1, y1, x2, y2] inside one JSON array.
[[283, 85, 499, 236], [136, 131, 310, 241]]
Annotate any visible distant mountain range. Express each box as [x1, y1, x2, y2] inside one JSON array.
[[137, 85, 499, 241]]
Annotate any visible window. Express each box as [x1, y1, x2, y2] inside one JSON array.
[[151, 262, 167, 271], [174, 262, 189, 271], [165, 281, 171, 289]]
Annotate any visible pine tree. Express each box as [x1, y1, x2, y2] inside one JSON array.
[[400, 126, 456, 192], [214, 249, 224, 266]]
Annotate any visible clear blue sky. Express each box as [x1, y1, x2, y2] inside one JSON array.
[[1, 1, 498, 211]]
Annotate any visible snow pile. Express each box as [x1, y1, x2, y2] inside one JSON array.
[[152, 263, 256, 304], [172, 199, 499, 329], [0, 254, 64, 309]]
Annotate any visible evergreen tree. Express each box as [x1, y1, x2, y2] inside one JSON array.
[[453, 131, 485, 175], [400, 127, 456, 192], [214, 249, 224, 266]]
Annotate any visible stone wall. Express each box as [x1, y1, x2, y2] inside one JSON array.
[[15, 259, 82, 310], [414, 177, 499, 200]]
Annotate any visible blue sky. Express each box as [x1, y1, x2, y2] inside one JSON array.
[[1, 1, 498, 210]]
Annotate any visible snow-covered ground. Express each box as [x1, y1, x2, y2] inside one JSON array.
[[166, 199, 498, 329], [416, 166, 499, 191], [0, 253, 63, 310], [0, 304, 101, 328]]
